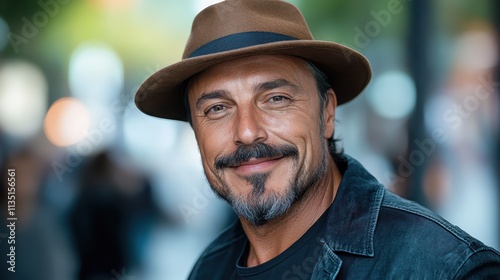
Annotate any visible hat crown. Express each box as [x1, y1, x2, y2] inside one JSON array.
[[183, 0, 314, 59]]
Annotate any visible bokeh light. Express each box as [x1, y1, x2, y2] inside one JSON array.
[[367, 71, 417, 119], [43, 97, 91, 147], [0, 60, 48, 138], [68, 42, 124, 105], [454, 28, 498, 71], [88, 0, 137, 10]]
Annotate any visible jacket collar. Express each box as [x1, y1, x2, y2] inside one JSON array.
[[322, 154, 385, 257]]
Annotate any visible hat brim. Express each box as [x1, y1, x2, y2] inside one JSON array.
[[135, 40, 371, 121]]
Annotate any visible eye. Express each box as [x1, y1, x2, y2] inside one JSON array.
[[266, 95, 292, 108], [269, 95, 288, 103], [204, 104, 227, 117], [209, 104, 225, 112]]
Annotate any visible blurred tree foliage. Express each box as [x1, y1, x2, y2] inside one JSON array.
[[296, 0, 493, 50], [0, 0, 494, 57], [435, 0, 492, 34], [297, 0, 408, 50], [0, 0, 42, 29]]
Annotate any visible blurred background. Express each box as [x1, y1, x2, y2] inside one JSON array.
[[0, 0, 499, 279]]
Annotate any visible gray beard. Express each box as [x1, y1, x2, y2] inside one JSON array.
[[209, 145, 328, 226]]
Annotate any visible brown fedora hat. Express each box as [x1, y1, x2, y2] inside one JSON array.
[[135, 0, 372, 121]]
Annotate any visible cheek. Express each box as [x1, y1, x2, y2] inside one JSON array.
[[274, 110, 323, 162], [196, 136, 216, 166], [195, 127, 231, 171], [267, 108, 322, 144]]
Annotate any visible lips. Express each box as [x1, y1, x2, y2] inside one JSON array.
[[230, 156, 284, 175]]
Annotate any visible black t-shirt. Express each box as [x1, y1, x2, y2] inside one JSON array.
[[188, 207, 329, 279]]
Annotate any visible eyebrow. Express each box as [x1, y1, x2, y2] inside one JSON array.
[[195, 90, 230, 110], [194, 78, 300, 110], [254, 78, 300, 93]]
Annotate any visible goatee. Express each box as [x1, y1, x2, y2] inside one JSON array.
[[208, 142, 327, 226]]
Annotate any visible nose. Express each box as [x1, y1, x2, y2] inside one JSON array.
[[233, 106, 268, 145]]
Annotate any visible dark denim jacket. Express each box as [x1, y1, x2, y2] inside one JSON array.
[[189, 154, 500, 279], [311, 155, 500, 279]]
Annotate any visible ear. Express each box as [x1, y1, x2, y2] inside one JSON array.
[[322, 88, 337, 139]]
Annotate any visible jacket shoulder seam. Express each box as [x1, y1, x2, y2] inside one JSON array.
[[381, 198, 479, 251]]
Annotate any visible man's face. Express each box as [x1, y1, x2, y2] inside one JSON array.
[[187, 55, 335, 225]]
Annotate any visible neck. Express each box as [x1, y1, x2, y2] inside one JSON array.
[[239, 156, 342, 267]]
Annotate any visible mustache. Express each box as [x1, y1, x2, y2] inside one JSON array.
[[214, 143, 298, 170]]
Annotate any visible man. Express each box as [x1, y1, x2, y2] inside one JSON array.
[[135, 0, 500, 278]]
